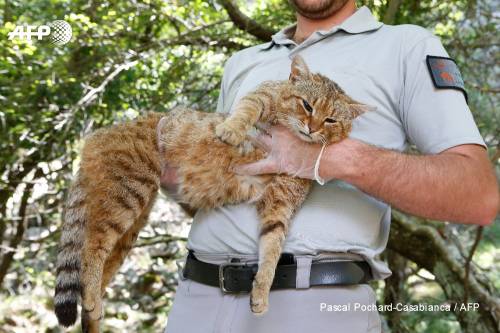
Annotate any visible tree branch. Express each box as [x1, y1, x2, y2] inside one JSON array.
[[218, 0, 275, 42], [0, 168, 43, 287], [77, 61, 139, 110], [388, 213, 500, 332], [382, 0, 403, 24], [462, 144, 500, 306], [463, 226, 484, 305], [135, 235, 187, 247], [383, 249, 409, 332]]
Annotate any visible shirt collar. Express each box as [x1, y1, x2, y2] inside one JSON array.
[[261, 6, 383, 49]]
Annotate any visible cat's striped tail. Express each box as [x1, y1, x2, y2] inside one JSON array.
[[54, 172, 86, 326]]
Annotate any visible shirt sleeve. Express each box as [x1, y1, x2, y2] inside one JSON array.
[[215, 54, 238, 114], [400, 34, 486, 154]]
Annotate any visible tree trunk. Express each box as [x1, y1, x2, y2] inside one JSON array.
[[382, 0, 403, 24]]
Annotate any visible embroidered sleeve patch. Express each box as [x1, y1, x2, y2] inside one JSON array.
[[426, 55, 468, 103]]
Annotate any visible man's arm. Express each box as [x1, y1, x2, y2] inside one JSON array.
[[233, 127, 499, 226], [320, 138, 499, 225]]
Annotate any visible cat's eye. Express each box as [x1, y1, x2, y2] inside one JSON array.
[[324, 118, 337, 124], [302, 99, 313, 113]]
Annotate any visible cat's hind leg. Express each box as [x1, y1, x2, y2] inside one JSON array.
[[251, 176, 311, 314], [100, 215, 148, 291], [80, 209, 135, 322], [81, 215, 149, 333]]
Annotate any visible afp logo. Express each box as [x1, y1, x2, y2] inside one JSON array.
[[8, 20, 72, 45]]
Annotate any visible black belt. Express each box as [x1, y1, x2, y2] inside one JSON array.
[[182, 251, 372, 293]]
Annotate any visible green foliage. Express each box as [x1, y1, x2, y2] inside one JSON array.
[[0, 0, 498, 332]]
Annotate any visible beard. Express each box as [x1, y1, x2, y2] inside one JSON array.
[[289, 0, 350, 19]]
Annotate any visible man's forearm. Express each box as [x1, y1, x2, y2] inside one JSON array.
[[320, 139, 499, 225]]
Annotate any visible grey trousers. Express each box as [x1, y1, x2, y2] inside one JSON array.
[[164, 253, 382, 333]]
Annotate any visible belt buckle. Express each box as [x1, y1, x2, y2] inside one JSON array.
[[218, 261, 247, 294]]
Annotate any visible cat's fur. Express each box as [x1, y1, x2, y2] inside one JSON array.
[[54, 56, 369, 332]]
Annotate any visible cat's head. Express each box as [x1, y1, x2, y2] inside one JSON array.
[[281, 56, 374, 144]]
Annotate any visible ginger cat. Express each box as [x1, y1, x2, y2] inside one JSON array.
[[54, 56, 370, 333]]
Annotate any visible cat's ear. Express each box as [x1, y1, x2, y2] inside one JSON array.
[[347, 103, 376, 119], [289, 56, 310, 82]]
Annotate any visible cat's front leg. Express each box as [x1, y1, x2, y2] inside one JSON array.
[[215, 120, 248, 146], [216, 91, 272, 146]]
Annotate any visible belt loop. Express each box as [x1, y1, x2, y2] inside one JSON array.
[[295, 256, 312, 289]]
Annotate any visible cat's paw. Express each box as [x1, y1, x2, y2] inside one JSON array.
[[237, 139, 255, 156], [82, 294, 103, 321], [250, 280, 269, 315], [215, 122, 246, 146], [81, 311, 101, 333]]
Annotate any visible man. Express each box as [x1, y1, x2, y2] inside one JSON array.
[[163, 1, 499, 332]]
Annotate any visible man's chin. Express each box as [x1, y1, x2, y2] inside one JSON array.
[[289, 0, 349, 19]]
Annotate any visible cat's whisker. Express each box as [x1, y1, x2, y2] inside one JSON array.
[[286, 117, 303, 130]]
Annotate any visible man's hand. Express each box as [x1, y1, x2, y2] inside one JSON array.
[[159, 160, 198, 217], [233, 126, 324, 179], [160, 165, 181, 200], [233, 125, 499, 225], [158, 116, 182, 200], [158, 116, 197, 217]]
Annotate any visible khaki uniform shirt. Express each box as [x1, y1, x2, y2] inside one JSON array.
[[187, 6, 485, 279]]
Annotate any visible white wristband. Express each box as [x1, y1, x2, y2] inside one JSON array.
[[314, 144, 327, 185]]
